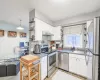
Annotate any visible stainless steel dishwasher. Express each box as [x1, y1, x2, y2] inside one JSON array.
[[57, 52, 69, 71]]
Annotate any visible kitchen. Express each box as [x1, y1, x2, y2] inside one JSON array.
[[0, 0, 100, 80]]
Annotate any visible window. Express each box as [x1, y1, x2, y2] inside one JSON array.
[[64, 34, 82, 47]]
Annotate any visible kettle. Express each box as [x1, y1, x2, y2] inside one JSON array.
[[34, 44, 41, 54]]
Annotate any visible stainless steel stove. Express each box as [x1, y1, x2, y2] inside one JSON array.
[[47, 51, 57, 77]]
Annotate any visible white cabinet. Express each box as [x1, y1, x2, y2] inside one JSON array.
[[41, 56, 47, 80], [69, 54, 87, 77], [87, 57, 92, 80], [52, 26, 61, 40], [35, 18, 61, 40], [69, 57, 77, 73], [77, 58, 87, 77], [35, 18, 54, 40]]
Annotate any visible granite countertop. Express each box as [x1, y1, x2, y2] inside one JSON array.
[[4, 61, 20, 65], [57, 50, 86, 56], [0, 52, 25, 65], [30, 50, 57, 58], [31, 50, 85, 58], [30, 49, 93, 58], [0, 60, 20, 65]]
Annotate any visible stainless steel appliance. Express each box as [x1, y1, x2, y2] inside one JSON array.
[[42, 31, 54, 41], [86, 17, 100, 80], [57, 52, 69, 71], [47, 52, 56, 77], [34, 44, 41, 54], [41, 44, 49, 53]]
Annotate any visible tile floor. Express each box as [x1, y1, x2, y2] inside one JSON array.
[[0, 69, 86, 80], [46, 69, 86, 80], [0, 73, 20, 80]]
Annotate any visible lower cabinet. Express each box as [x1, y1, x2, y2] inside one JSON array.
[[69, 54, 87, 77], [69, 57, 77, 74], [77, 58, 87, 77], [41, 56, 47, 80]]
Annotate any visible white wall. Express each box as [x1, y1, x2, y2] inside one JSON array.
[[0, 22, 29, 59], [35, 10, 55, 26], [29, 9, 55, 26], [55, 9, 100, 26]]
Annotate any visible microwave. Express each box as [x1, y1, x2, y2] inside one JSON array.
[[41, 44, 49, 53]]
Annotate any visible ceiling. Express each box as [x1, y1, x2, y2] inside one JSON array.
[[30, 0, 100, 21], [0, 0, 100, 27], [0, 0, 29, 27]]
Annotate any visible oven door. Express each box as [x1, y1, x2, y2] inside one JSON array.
[[48, 52, 56, 71]]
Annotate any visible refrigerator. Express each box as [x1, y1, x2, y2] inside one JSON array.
[[86, 17, 100, 80]]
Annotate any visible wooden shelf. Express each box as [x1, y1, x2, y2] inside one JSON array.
[[23, 70, 38, 80], [24, 76, 37, 80], [29, 21, 35, 23], [29, 30, 34, 31]]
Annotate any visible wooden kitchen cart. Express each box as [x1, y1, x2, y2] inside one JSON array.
[[20, 55, 40, 80]]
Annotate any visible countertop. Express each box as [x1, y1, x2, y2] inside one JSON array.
[[31, 52, 48, 58], [30, 49, 93, 58], [31, 50, 86, 58], [0, 60, 20, 65], [31, 50, 57, 58], [57, 50, 86, 56]]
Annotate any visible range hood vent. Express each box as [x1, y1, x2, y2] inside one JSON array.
[[42, 32, 54, 36]]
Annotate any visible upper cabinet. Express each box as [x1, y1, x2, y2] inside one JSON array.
[[35, 18, 61, 41], [52, 26, 61, 40], [35, 18, 53, 41]]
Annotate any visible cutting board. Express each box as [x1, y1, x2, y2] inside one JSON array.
[[20, 55, 39, 64]]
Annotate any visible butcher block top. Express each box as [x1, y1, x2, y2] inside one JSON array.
[[20, 55, 40, 64]]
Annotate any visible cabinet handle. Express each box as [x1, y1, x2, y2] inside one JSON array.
[[76, 58, 80, 61]]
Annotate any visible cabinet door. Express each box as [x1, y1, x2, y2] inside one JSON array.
[[69, 57, 77, 73], [87, 60, 92, 79], [77, 58, 87, 77], [41, 56, 47, 80]]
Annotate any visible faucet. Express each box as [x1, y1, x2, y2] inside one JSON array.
[[71, 47, 75, 51]]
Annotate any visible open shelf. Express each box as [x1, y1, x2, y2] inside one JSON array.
[[23, 70, 39, 80], [29, 21, 35, 23]]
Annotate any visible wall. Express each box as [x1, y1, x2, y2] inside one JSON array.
[[29, 9, 55, 26], [35, 10, 55, 27], [0, 22, 29, 59], [55, 9, 100, 26]]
